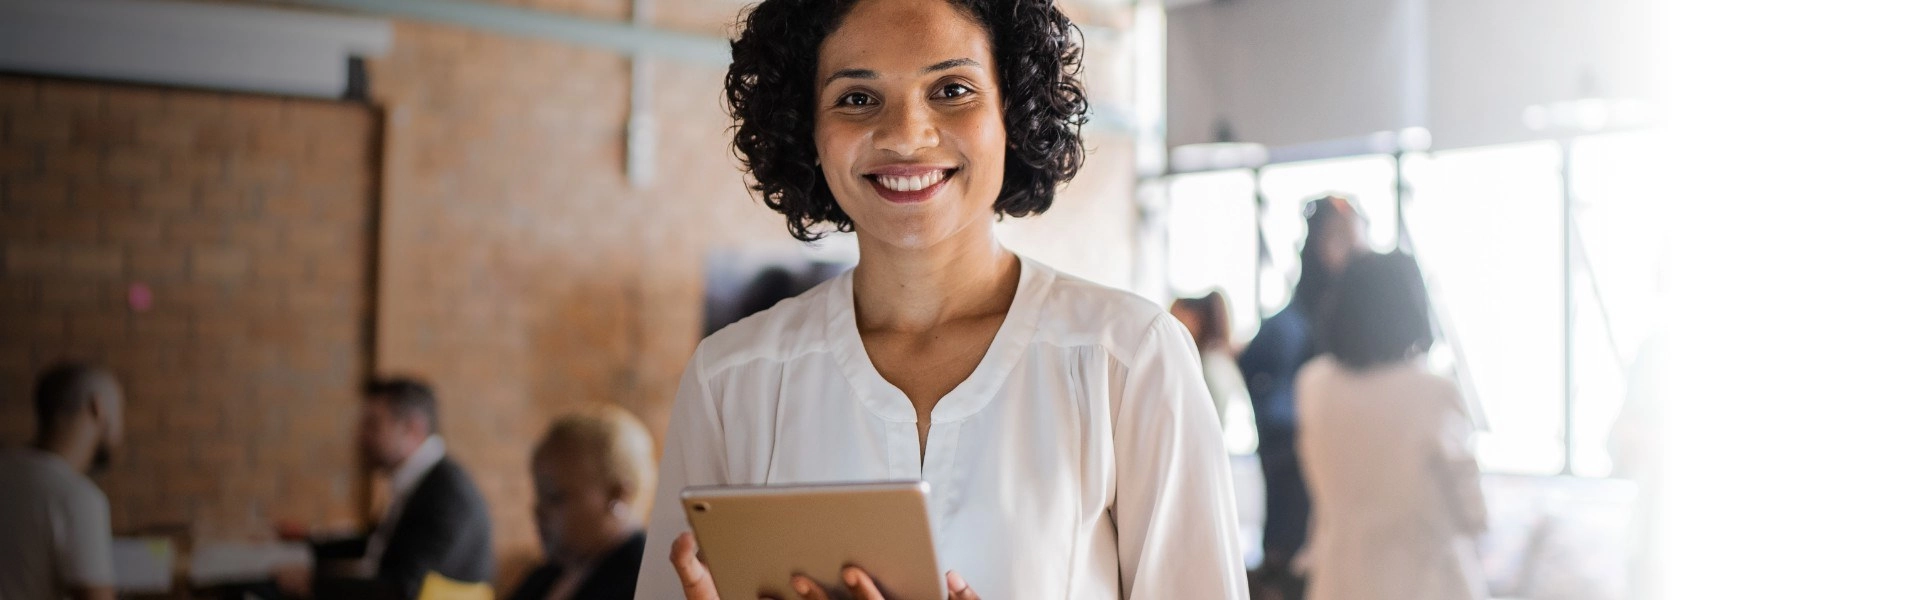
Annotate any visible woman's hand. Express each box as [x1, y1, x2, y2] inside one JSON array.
[[670, 532, 721, 600], [780, 568, 981, 600], [673, 531, 980, 600]]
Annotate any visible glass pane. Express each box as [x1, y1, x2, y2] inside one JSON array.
[[1165, 170, 1261, 338], [1568, 130, 1673, 477], [1404, 141, 1566, 475], [1255, 154, 1400, 316]]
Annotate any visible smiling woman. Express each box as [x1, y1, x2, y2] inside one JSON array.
[[632, 0, 1249, 598]]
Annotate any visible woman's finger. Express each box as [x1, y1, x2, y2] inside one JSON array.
[[790, 574, 834, 600], [946, 571, 981, 600], [670, 533, 720, 600], [843, 566, 887, 600]]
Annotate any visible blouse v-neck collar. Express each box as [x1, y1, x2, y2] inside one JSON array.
[[826, 253, 1054, 425]]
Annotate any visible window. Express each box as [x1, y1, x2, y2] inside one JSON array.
[[1403, 141, 1566, 475], [1255, 154, 1400, 316], [1164, 170, 1260, 337], [1157, 133, 1666, 477]]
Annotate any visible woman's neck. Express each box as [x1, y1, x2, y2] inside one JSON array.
[[852, 225, 1018, 334]]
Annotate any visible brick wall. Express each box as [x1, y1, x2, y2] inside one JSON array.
[[362, 20, 795, 582], [0, 76, 377, 538]]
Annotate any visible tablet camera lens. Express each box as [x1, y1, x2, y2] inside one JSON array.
[[693, 502, 710, 513]]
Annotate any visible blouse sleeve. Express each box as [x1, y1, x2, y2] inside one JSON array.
[[633, 349, 729, 599], [1110, 313, 1250, 599], [1432, 384, 1488, 536]]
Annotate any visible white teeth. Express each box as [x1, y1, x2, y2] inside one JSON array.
[[877, 171, 946, 192]]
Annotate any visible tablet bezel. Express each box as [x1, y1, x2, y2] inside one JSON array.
[[680, 480, 945, 600]]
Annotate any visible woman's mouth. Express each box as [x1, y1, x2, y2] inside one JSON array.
[[865, 168, 956, 204]]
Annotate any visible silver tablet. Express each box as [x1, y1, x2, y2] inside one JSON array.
[[681, 481, 945, 600]]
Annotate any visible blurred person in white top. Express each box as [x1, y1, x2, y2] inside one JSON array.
[[0, 362, 126, 600], [637, 0, 1245, 597], [1170, 291, 1259, 455], [1294, 252, 1488, 600]]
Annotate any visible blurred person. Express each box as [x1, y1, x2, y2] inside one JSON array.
[[1294, 252, 1487, 600], [1237, 195, 1365, 598], [507, 406, 655, 600], [0, 362, 125, 600], [1171, 291, 1258, 454], [274, 378, 493, 600], [640, 0, 1247, 597]]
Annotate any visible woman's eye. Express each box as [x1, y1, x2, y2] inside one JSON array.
[[839, 92, 876, 107], [937, 83, 974, 99]]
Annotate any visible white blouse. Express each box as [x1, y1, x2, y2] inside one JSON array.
[[1294, 355, 1488, 600], [634, 256, 1248, 599]]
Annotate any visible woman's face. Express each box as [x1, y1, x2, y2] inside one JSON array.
[[531, 445, 621, 563], [814, 0, 1007, 251]]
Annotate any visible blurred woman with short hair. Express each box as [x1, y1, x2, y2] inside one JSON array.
[[508, 406, 655, 600], [1295, 252, 1488, 600]]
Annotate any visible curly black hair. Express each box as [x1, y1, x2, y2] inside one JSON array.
[[725, 0, 1091, 242]]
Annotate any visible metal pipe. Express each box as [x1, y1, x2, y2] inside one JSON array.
[[277, 0, 731, 65]]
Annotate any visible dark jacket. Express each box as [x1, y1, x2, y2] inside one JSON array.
[[506, 532, 646, 600], [1238, 306, 1316, 560], [312, 458, 495, 600]]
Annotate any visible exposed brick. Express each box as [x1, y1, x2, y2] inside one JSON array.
[[136, 185, 195, 213], [165, 92, 228, 121], [43, 147, 102, 177], [102, 85, 168, 121], [251, 253, 307, 282], [228, 222, 277, 250], [227, 95, 286, 130], [39, 215, 101, 243], [35, 80, 100, 114], [130, 313, 193, 340], [261, 192, 313, 219], [65, 245, 124, 278], [165, 219, 226, 245], [69, 312, 128, 341], [283, 224, 346, 253], [69, 180, 137, 213], [0, 146, 33, 172], [71, 114, 135, 146], [189, 246, 248, 282], [310, 257, 361, 287], [5, 177, 69, 212], [3, 243, 62, 275], [105, 148, 166, 181], [7, 113, 71, 144], [135, 120, 196, 151], [197, 186, 252, 215], [0, 77, 36, 112], [249, 125, 306, 159], [196, 314, 248, 341], [128, 250, 186, 280], [230, 155, 289, 187], [174, 153, 228, 186], [37, 281, 104, 309], [193, 123, 246, 155], [102, 216, 165, 245]]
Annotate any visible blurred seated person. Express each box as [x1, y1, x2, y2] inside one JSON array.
[[1294, 252, 1488, 600], [275, 378, 494, 599], [0, 362, 125, 600], [508, 406, 655, 600]]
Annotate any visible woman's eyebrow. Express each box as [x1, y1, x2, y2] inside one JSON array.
[[823, 68, 879, 86], [823, 58, 981, 86], [921, 57, 980, 73]]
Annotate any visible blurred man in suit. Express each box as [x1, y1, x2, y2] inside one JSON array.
[[276, 377, 493, 600]]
